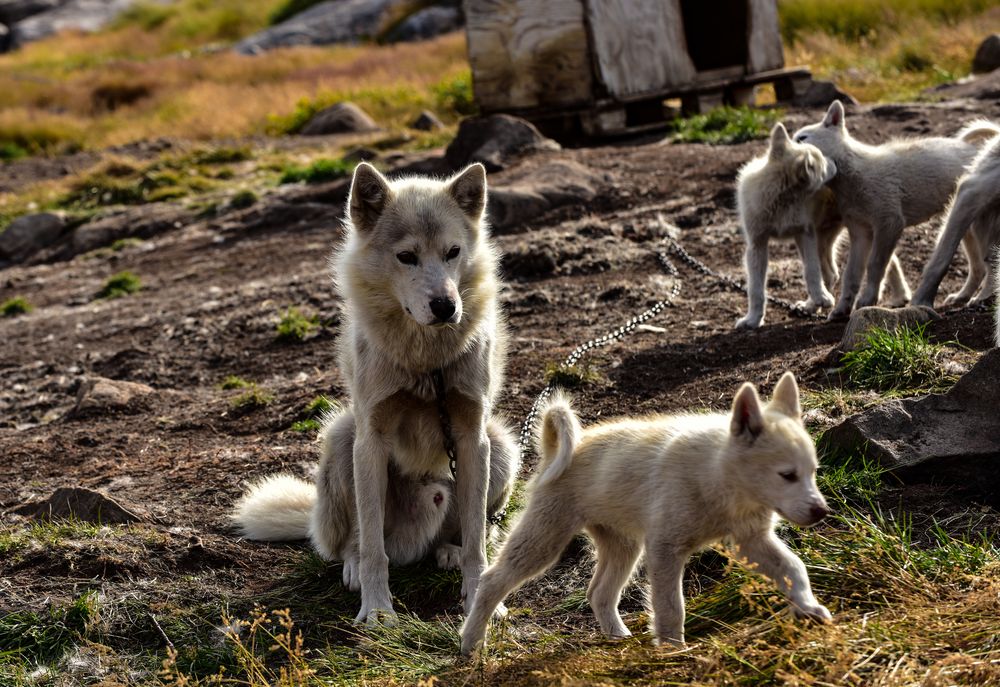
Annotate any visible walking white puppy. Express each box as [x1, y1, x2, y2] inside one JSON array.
[[233, 162, 519, 625], [793, 101, 985, 319], [736, 122, 907, 329], [461, 372, 832, 655], [912, 125, 1000, 309]]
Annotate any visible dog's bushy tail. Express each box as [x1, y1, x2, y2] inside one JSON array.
[[957, 119, 1000, 145], [535, 390, 582, 486], [231, 474, 315, 540]]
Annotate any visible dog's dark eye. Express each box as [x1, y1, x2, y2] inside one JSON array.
[[396, 251, 418, 266], [779, 471, 798, 483], [795, 134, 808, 143], [446, 246, 460, 261]]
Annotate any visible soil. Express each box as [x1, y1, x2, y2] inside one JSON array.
[[2, 97, 999, 675]]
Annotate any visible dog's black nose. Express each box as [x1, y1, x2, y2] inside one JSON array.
[[430, 297, 456, 321], [810, 504, 830, 522]]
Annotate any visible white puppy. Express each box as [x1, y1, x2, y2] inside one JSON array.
[[461, 372, 832, 654]]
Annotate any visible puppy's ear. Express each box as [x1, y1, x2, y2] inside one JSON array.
[[823, 100, 846, 129], [769, 371, 801, 419], [447, 163, 487, 221], [349, 162, 392, 233], [730, 383, 764, 440], [768, 123, 790, 158]]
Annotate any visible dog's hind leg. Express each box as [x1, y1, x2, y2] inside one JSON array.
[[818, 224, 842, 289], [857, 216, 905, 309], [914, 186, 980, 308], [733, 531, 831, 623], [882, 254, 911, 308], [736, 237, 769, 329], [586, 526, 642, 639], [830, 225, 871, 320], [460, 497, 578, 655], [944, 230, 986, 307], [794, 231, 835, 312], [645, 538, 689, 647], [310, 409, 357, 563]]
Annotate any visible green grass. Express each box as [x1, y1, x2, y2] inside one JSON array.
[[840, 322, 956, 392], [1, 296, 32, 317], [279, 158, 354, 185], [275, 307, 318, 342], [0, 593, 97, 665], [432, 71, 477, 117], [219, 375, 252, 390], [0, 142, 28, 161], [779, 0, 997, 42], [544, 362, 602, 389], [229, 189, 258, 209], [669, 106, 782, 145], [96, 271, 142, 299], [268, 0, 325, 25], [229, 383, 274, 410], [290, 395, 340, 432]]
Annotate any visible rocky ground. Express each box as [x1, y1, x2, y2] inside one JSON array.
[[2, 94, 999, 683]]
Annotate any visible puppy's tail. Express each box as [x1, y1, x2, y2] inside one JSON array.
[[535, 390, 582, 486], [231, 474, 315, 540], [957, 119, 1000, 145]]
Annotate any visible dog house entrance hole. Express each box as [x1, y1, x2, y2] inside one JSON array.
[[681, 0, 749, 72]]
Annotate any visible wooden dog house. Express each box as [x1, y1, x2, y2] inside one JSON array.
[[463, 0, 811, 137]]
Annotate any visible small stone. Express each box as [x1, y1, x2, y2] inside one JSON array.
[[0, 212, 65, 263], [445, 114, 559, 172], [972, 34, 1000, 74], [73, 376, 155, 415], [299, 102, 379, 136], [14, 487, 144, 524], [410, 110, 444, 131], [793, 79, 858, 108]]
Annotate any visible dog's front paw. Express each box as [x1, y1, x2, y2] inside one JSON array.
[[354, 599, 398, 627], [494, 601, 508, 620], [943, 292, 970, 308], [828, 305, 852, 321], [436, 543, 462, 570], [652, 635, 686, 649], [342, 556, 361, 592], [792, 601, 833, 623], [793, 298, 820, 313], [735, 314, 762, 330]]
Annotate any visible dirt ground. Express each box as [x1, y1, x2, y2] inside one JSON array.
[[2, 97, 999, 682]]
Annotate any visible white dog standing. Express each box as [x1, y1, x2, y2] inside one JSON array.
[[793, 101, 987, 319], [461, 372, 832, 654], [735, 122, 907, 329], [233, 162, 519, 625], [912, 125, 1000, 309]]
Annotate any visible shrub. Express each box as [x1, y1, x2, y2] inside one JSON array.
[[279, 159, 353, 185], [433, 71, 477, 117], [275, 307, 318, 342], [1, 297, 33, 317], [840, 323, 955, 392], [96, 271, 142, 299]]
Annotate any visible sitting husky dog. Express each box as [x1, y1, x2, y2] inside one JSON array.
[[912, 123, 1000, 309], [461, 372, 832, 654], [233, 162, 519, 625], [793, 101, 990, 319], [735, 123, 907, 329]]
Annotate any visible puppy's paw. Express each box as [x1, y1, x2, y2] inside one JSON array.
[[342, 556, 361, 592], [828, 306, 851, 321], [792, 602, 833, 623], [735, 314, 762, 330], [436, 543, 462, 570], [353, 601, 398, 627], [652, 635, 686, 649], [943, 292, 970, 308], [493, 602, 508, 620]]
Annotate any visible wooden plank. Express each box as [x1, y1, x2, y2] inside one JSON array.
[[464, 0, 592, 112], [585, 0, 696, 99], [747, 0, 784, 73]]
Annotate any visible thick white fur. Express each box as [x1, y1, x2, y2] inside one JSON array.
[[735, 123, 907, 329], [793, 101, 983, 319], [232, 162, 520, 625], [461, 372, 832, 655], [912, 127, 1000, 309], [233, 474, 315, 541]]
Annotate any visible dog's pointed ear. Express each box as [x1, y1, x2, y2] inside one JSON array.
[[349, 162, 392, 233], [769, 371, 801, 419], [731, 383, 764, 440], [823, 100, 846, 129], [768, 123, 790, 157], [447, 163, 487, 221]]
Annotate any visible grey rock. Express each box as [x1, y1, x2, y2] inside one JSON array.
[[972, 34, 1000, 74], [299, 102, 379, 136], [488, 160, 603, 234], [445, 114, 560, 172], [14, 486, 144, 524], [68, 204, 190, 257], [386, 5, 461, 43], [234, 0, 393, 54], [819, 349, 1000, 498], [0, 212, 65, 262], [793, 79, 858, 108], [410, 109, 444, 131], [73, 376, 155, 415], [0, 0, 65, 25], [11, 0, 135, 46], [839, 305, 939, 352], [0, 22, 11, 52]]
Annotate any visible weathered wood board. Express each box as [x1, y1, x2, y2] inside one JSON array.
[[747, 0, 784, 73]]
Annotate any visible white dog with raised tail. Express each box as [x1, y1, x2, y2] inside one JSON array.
[[461, 372, 832, 655], [793, 101, 990, 319]]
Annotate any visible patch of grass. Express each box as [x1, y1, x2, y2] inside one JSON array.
[[275, 307, 318, 342], [669, 106, 781, 145], [840, 322, 956, 392], [1, 296, 33, 317], [279, 158, 353, 185], [229, 383, 275, 411], [433, 70, 477, 117], [0, 592, 97, 664], [96, 270, 142, 299], [218, 375, 252, 390], [544, 362, 602, 389], [290, 395, 339, 432], [192, 146, 252, 165], [229, 189, 258, 209], [110, 237, 143, 252], [0, 141, 28, 161], [268, 0, 325, 25]]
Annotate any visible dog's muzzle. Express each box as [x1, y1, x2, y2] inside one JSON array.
[[429, 297, 457, 324]]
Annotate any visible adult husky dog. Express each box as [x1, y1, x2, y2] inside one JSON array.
[[461, 372, 832, 655], [233, 162, 519, 625], [793, 101, 987, 319], [735, 123, 907, 329], [912, 124, 1000, 309]]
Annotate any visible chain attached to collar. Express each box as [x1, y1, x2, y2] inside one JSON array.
[[431, 368, 506, 527]]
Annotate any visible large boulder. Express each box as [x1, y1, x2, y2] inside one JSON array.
[[299, 102, 379, 136], [11, 0, 134, 46], [972, 34, 1000, 74], [0, 0, 65, 25], [445, 114, 560, 172], [839, 305, 940, 352], [488, 160, 605, 234], [0, 212, 65, 263], [819, 349, 1000, 504], [235, 0, 393, 54], [385, 5, 461, 42], [64, 203, 193, 259]]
